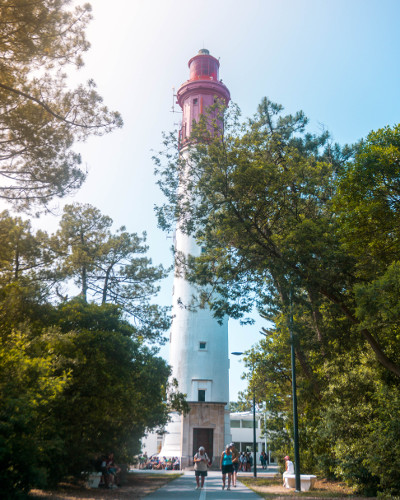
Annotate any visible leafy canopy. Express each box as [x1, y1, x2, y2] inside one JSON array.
[[155, 98, 400, 494], [0, 1, 122, 210]]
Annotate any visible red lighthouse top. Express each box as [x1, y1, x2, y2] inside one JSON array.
[[188, 48, 220, 81], [177, 49, 230, 145]]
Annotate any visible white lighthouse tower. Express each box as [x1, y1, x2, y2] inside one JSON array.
[[159, 49, 231, 468]]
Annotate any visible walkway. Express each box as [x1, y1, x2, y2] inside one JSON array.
[[145, 470, 262, 499]]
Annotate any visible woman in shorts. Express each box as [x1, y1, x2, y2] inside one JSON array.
[[229, 443, 239, 487], [220, 444, 233, 490], [193, 446, 209, 489]]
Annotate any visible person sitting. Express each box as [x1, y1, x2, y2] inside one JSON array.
[[92, 454, 108, 488], [283, 455, 295, 488], [106, 452, 121, 488], [139, 453, 147, 469]]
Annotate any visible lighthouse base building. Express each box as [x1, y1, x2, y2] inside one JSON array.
[[159, 404, 230, 468], [142, 411, 278, 468]]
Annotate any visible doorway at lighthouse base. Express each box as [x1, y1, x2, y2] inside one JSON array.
[[193, 428, 213, 461], [158, 402, 230, 469]]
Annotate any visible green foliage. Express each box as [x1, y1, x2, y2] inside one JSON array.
[[0, 328, 67, 498], [229, 401, 248, 412], [335, 124, 400, 277], [54, 203, 170, 341], [0, 3, 175, 496], [0, 207, 178, 496], [320, 352, 400, 496], [0, 297, 182, 495], [0, 211, 53, 287], [0, 205, 170, 344], [155, 98, 400, 495], [43, 315, 172, 476], [0, 0, 122, 210]]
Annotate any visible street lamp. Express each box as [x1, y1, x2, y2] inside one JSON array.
[[231, 351, 257, 478], [289, 287, 301, 492]]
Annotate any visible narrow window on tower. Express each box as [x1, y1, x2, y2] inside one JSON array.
[[199, 341, 207, 350], [198, 389, 206, 402], [193, 98, 198, 105]]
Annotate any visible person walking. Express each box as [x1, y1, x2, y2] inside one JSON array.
[[220, 444, 233, 490], [239, 451, 246, 471], [260, 451, 266, 469], [193, 446, 209, 489], [247, 452, 252, 472], [229, 443, 239, 487]]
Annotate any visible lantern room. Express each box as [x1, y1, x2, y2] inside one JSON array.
[[177, 48, 230, 147], [188, 49, 219, 81]]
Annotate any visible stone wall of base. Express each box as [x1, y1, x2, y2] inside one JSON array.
[[180, 402, 228, 469]]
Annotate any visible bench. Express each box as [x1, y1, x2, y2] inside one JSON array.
[[86, 472, 103, 488], [284, 474, 317, 491]]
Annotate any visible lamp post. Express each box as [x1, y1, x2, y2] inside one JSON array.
[[289, 287, 301, 492], [231, 351, 257, 478]]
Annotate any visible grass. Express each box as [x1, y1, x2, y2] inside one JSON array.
[[240, 477, 373, 498], [29, 472, 182, 499]]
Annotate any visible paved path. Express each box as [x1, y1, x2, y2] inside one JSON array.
[[146, 471, 262, 499]]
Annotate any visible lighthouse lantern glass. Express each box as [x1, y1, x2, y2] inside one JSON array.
[[189, 57, 219, 81]]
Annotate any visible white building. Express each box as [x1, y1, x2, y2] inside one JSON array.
[[229, 411, 276, 465]]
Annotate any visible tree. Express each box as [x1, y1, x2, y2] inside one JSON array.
[[56, 203, 113, 301], [0, 327, 67, 498], [0, 207, 182, 493], [0, 289, 187, 495], [155, 99, 400, 494], [334, 124, 400, 278], [154, 97, 400, 378], [55, 203, 170, 341], [317, 349, 400, 496], [334, 125, 400, 369], [0, 210, 53, 288], [46, 300, 183, 477], [0, 1, 122, 210], [0, 205, 171, 341]]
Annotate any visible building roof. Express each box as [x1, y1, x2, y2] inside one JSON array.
[[230, 411, 263, 419]]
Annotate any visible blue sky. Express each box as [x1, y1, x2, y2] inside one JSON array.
[[37, 0, 400, 399]]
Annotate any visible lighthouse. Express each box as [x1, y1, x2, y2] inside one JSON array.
[[159, 49, 231, 468]]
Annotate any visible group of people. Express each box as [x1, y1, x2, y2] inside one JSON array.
[[194, 444, 279, 491], [95, 452, 121, 489], [219, 442, 239, 490], [193, 442, 241, 491], [109, 447, 293, 491], [238, 451, 253, 471], [139, 454, 180, 470]]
